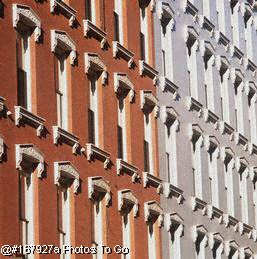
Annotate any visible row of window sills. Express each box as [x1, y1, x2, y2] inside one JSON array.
[[192, 196, 257, 242], [186, 96, 257, 156], [184, 2, 257, 75], [4, 104, 161, 191]]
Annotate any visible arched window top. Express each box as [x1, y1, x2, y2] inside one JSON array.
[[220, 147, 235, 164], [144, 200, 163, 227], [224, 240, 239, 256], [161, 106, 179, 131], [185, 26, 199, 43], [114, 73, 135, 102], [140, 90, 159, 117], [118, 189, 139, 217], [157, 1, 175, 23], [51, 30, 76, 65], [165, 213, 183, 235], [235, 157, 249, 174], [192, 225, 208, 245], [15, 144, 44, 178], [88, 176, 111, 206], [209, 233, 224, 251], [188, 124, 204, 141], [204, 135, 219, 152], [54, 161, 80, 194], [138, 0, 155, 11], [84, 53, 108, 85], [12, 4, 42, 42]]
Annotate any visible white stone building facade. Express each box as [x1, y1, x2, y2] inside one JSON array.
[[154, 0, 257, 258]]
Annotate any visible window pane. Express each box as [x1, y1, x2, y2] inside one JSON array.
[[114, 11, 120, 42], [118, 125, 123, 159], [88, 109, 95, 144], [144, 140, 150, 172]]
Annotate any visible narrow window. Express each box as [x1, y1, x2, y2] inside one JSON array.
[[140, 32, 146, 61], [114, 11, 120, 42], [88, 108, 95, 144], [162, 49, 166, 76], [85, 0, 92, 21], [117, 98, 126, 160], [19, 171, 34, 248], [148, 222, 157, 259], [89, 75, 99, 146], [17, 32, 31, 111], [55, 54, 68, 130], [144, 140, 150, 172]]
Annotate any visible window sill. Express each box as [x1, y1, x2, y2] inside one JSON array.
[[238, 222, 253, 239], [139, 60, 158, 85], [86, 143, 110, 169], [184, 0, 198, 19], [15, 106, 45, 137], [83, 19, 107, 49], [203, 108, 219, 129], [52, 126, 80, 154], [200, 16, 214, 35], [223, 214, 239, 232], [143, 172, 163, 194], [185, 96, 203, 117], [50, 0, 77, 27], [207, 205, 223, 224], [159, 76, 178, 98], [116, 158, 139, 182], [164, 182, 183, 203], [112, 41, 134, 68], [219, 121, 234, 141], [191, 196, 207, 215]]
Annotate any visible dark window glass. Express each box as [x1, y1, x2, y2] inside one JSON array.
[[88, 109, 95, 144], [114, 11, 120, 42], [144, 140, 150, 172], [117, 125, 123, 159], [85, 0, 92, 21], [140, 32, 145, 60]]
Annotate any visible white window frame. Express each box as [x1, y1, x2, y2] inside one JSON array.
[[189, 124, 204, 199], [51, 30, 76, 131], [157, 1, 175, 81], [224, 240, 239, 259], [185, 27, 199, 100], [140, 90, 159, 175], [13, 4, 42, 112], [245, 82, 257, 145], [209, 233, 224, 259], [118, 189, 138, 259], [88, 176, 111, 258], [205, 136, 220, 208], [16, 144, 45, 253], [114, 0, 124, 45], [221, 147, 235, 217], [85, 53, 108, 148], [161, 106, 179, 186], [235, 157, 249, 224], [192, 225, 208, 259], [144, 201, 163, 259], [165, 213, 183, 259], [114, 73, 134, 161], [232, 69, 244, 134], [56, 54, 68, 130], [54, 161, 80, 259], [201, 41, 215, 112]]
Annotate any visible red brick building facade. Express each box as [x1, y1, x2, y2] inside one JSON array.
[[0, 0, 162, 258]]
